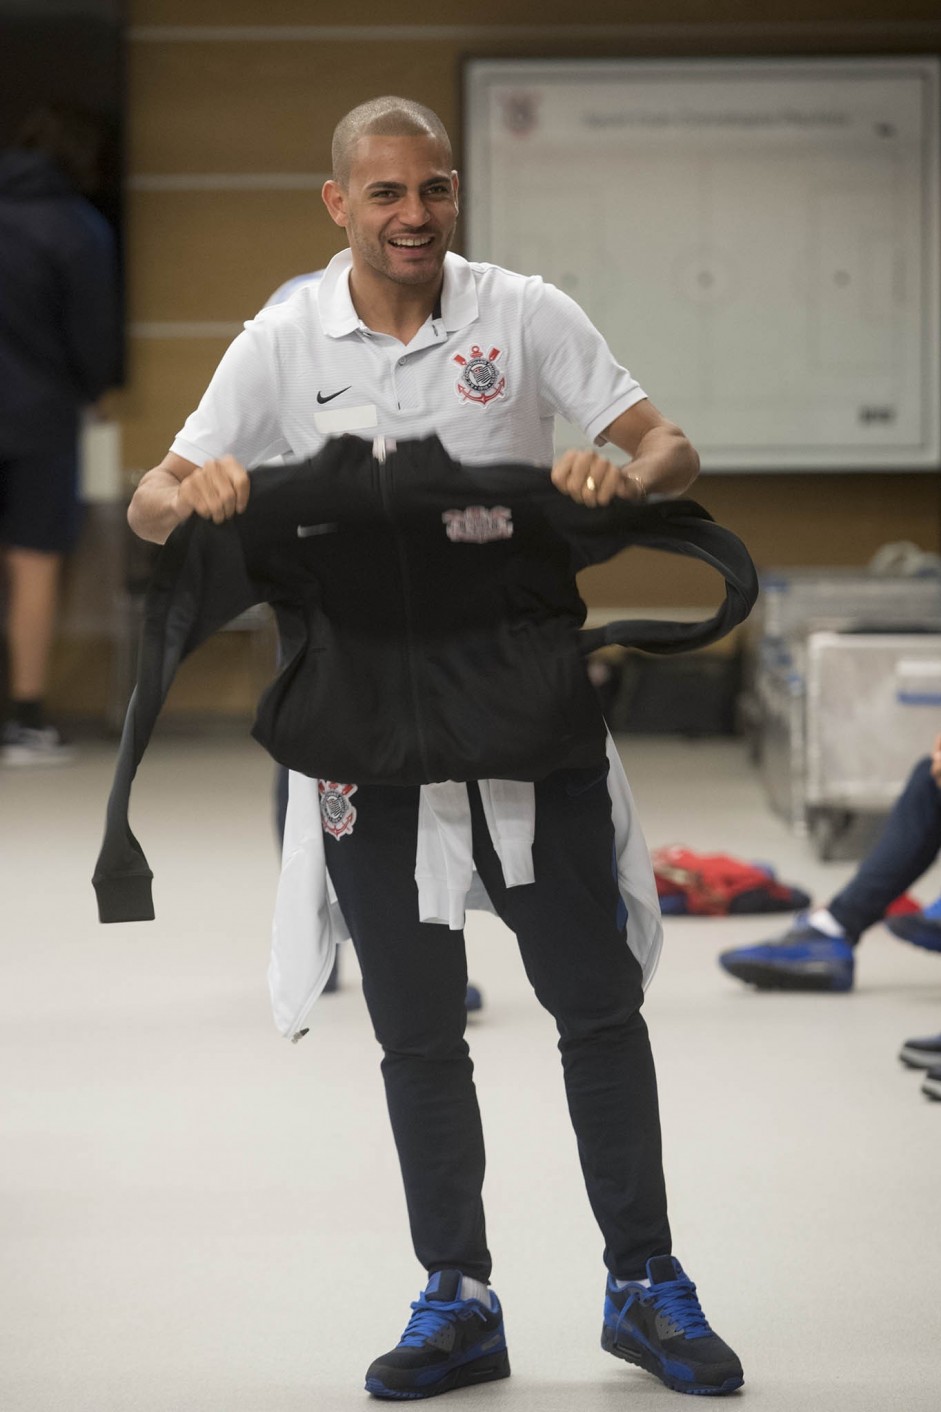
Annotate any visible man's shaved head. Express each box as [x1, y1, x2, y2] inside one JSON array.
[[331, 97, 452, 186]]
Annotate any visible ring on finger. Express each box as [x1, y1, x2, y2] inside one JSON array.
[[585, 475, 596, 493]]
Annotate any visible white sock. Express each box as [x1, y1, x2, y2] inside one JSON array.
[[809, 907, 846, 938], [459, 1275, 492, 1307], [614, 1276, 650, 1290]]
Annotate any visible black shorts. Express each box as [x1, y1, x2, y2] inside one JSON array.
[[0, 445, 81, 553]]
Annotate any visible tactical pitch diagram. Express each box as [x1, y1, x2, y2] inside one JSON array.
[[466, 58, 941, 470]]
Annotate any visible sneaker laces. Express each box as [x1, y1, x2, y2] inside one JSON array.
[[647, 1275, 713, 1339], [399, 1295, 481, 1348]]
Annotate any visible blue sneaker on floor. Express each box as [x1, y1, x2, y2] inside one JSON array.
[[365, 1269, 509, 1400], [885, 898, 941, 954], [719, 918, 855, 992], [602, 1256, 743, 1396]]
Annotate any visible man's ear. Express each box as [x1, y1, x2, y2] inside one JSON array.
[[322, 180, 348, 228], [452, 170, 460, 215]]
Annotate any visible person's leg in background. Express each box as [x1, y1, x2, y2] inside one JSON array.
[[828, 756, 941, 944], [845, 751, 941, 1098], [720, 753, 941, 992], [2, 545, 75, 764], [1, 448, 78, 765], [6, 545, 62, 700]]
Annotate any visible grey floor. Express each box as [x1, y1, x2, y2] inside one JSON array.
[[2, 733, 940, 1412]]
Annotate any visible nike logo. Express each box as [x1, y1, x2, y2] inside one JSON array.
[[316, 386, 351, 404]]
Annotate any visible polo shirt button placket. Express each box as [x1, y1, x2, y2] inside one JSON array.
[[389, 350, 402, 411], [394, 351, 419, 414]]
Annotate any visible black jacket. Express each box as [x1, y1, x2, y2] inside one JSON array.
[[94, 436, 757, 922], [0, 149, 119, 453]]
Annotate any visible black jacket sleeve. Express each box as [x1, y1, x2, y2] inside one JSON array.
[[571, 499, 759, 656], [92, 516, 261, 922]]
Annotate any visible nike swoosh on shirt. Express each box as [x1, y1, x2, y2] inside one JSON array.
[[316, 386, 351, 404]]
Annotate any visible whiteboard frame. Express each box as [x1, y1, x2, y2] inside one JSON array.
[[464, 56, 941, 472]]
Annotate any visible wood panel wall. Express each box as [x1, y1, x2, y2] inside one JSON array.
[[52, 1, 941, 714]]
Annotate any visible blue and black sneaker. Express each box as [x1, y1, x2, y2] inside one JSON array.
[[719, 918, 854, 992], [602, 1256, 743, 1396], [365, 1269, 509, 1400]]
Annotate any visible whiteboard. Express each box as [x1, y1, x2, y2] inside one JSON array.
[[464, 58, 941, 471]]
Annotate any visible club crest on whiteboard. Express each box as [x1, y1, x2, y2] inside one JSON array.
[[500, 92, 540, 137], [319, 781, 357, 838], [453, 345, 506, 405]]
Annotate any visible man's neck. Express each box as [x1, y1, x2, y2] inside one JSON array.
[[348, 267, 443, 344]]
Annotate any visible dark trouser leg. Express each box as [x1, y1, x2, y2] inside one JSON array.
[[829, 757, 941, 941], [468, 766, 671, 1280], [324, 784, 491, 1282]]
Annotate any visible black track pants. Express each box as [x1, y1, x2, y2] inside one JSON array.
[[323, 763, 671, 1282]]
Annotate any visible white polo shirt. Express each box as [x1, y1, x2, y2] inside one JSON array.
[[171, 249, 647, 469], [168, 250, 663, 1030]]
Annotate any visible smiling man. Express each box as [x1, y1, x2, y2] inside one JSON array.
[[127, 97, 743, 1401], [322, 105, 457, 316]]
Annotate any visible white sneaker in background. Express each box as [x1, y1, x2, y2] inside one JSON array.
[[1, 722, 75, 767]]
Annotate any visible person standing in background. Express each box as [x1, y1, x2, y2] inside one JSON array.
[[0, 105, 120, 765]]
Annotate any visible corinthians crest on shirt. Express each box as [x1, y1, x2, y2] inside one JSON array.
[[319, 780, 357, 838], [453, 344, 506, 406]]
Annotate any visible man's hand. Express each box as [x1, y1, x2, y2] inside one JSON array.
[[550, 450, 646, 508], [129, 451, 252, 544], [174, 455, 251, 525]]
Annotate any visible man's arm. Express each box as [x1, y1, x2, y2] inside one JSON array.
[[128, 452, 251, 544], [550, 399, 699, 508]]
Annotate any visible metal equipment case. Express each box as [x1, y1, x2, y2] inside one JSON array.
[[743, 567, 941, 854], [803, 632, 941, 857]]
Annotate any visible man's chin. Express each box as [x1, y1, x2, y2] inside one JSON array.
[[385, 260, 443, 287]]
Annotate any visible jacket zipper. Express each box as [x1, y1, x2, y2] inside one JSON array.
[[373, 437, 434, 780]]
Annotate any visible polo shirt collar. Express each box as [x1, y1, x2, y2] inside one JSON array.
[[317, 249, 478, 339], [439, 253, 478, 332]]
